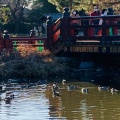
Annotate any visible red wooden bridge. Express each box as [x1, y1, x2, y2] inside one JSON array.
[[0, 8, 120, 57]]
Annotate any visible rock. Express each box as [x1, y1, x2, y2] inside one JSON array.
[[79, 62, 95, 69]]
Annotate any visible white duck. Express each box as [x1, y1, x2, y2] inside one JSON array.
[[62, 79, 66, 84]]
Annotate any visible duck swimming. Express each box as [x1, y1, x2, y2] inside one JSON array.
[[62, 79, 66, 84], [98, 85, 109, 91], [81, 88, 89, 93], [6, 91, 14, 99], [52, 82, 59, 91], [4, 96, 12, 104], [111, 88, 119, 93], [67, 84, 76, 90], [53, 89, 60, 97]]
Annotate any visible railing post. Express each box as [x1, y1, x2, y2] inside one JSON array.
[[3, 30, 13, 50], [61, 7, 70, 41], [46, 15, 54, 49], [29, 29, 37, 44], [102, 17, 106, 42]]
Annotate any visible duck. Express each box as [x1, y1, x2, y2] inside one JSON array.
[[81, 88, 89, 93], [111, 88, 119, 93], [67, 84, 76, 90], [4, 96, 12, 104], [27, 83, 37, 88], [98, 85, 109, 91], [53, 89, 60, 97], [6, 91, 14, 99], [62, 79, 66, 84], [52, 82, 59, 91]]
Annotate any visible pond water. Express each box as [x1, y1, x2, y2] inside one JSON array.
[[0, 81, 120, 120]]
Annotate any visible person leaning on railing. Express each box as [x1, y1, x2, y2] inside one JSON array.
[[70, 9, 81, 35], [98, 9, 108, 36]]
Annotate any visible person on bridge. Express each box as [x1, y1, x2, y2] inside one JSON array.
[[90, 6, 101, 35], [107, 8, 118, 35], [99, 9, 107, 25], [70, 9, 80, 36], [98, 9, 108, 35]]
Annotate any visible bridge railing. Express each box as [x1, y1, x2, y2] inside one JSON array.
[[46, 16, 62, 49], [68, 15, 120, 43], [1, 30, 47, 52], [0, 9, 120, 52], [53, 18, 61, 43]]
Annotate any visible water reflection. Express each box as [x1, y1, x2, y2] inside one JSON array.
[[0, 82, 120, 120]]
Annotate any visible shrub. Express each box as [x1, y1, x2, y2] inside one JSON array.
[[0, 45, 69, 80]]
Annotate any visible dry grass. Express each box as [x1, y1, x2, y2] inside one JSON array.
[[0, 45, 69, 80]]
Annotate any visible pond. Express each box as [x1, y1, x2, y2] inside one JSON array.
[[0, 81, 120, 120]]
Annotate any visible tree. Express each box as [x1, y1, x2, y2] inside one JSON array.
[[1, 7, 10, 23], [1, 0, 31, 33], [26, 0, 58, 23], [48, 0, 81, 12], [31, 0, 58, 13], [48, 0, 120, 13]]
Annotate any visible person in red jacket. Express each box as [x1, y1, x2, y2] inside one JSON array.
[[90, 6, 101, 35]]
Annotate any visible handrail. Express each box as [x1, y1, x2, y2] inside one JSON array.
[[52, 18, 62, 45], [54, 18, 62, 25], [10, 38, 47, 41], [69, 15, 120, 20], [70, 24, 119, 28]]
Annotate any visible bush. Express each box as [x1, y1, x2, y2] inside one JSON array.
[[0, 45, 69, 80]]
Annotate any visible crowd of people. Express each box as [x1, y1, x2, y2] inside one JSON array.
[[70, 5, 119, 36]]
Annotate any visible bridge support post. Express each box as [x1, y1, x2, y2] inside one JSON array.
[[3, 30, 13, 51], [46, 16, 54, 49], [61, 7, 70, 41]]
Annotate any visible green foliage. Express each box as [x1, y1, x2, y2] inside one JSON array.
[[31, 0, 58, 13], [48, 0, 120, 13], [1, 7, 11, 23], [3, 23, 15, 33], [48, 0, 80, 12], [0, 0, 31, 33], [26, 0, 58, 23], [2, 22, 38, 34]]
